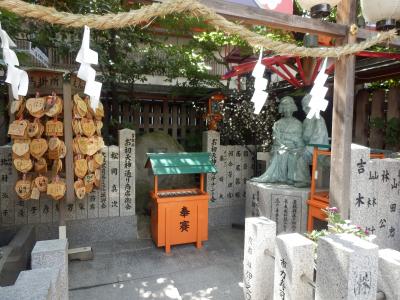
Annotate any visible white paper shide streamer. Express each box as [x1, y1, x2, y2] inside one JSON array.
[[251, 48, 269, 115], [76, 26, 102, 110], [0, 23, 29, 100], [307, 58, 329, 119], [255, 0, 282, 10]]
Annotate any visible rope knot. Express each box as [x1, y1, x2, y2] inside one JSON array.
[[349, 24, 358, 36]]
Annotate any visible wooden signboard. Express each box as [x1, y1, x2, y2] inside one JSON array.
[[28, 69, 85, 96]]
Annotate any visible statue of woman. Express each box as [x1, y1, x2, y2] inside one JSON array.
[[301, 94, 330, 164], [252, 96, 310, 187]]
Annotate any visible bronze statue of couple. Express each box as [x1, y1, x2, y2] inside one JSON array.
[[252, 95, 329, 188]]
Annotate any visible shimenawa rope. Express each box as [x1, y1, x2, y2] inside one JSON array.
[[0, 0, 396, 58]]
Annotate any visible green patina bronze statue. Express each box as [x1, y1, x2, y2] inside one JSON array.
[[252, 94, 329, 187]]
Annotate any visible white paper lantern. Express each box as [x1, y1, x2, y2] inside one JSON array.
[[297, 0, 342, 18], [361, 0, 400, 30]]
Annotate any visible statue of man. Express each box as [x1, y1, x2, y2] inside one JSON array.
[[301, 94, 330, 164], [252, 96, 310, 187]]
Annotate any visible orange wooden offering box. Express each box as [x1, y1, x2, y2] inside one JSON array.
[[145, 152, 217, 253]]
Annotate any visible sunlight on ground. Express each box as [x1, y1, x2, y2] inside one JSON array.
[[107, 274, 245, 299], [134, 277, 181, 299], [182, 287, 219, 300]]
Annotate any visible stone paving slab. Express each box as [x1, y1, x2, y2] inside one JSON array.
[[69, 227, 244, 300]]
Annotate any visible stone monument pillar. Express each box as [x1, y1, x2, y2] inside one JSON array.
[[0, 146, 15, 224], [202, 130, 220, 203], [273, 233, 314, 300], [119, 129, 136, 216], [243, 217, 276, 300], [349, 143, 400, 250], [315, 234, 379, 300]]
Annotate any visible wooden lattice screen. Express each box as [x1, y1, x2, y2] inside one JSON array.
[[353, 87, 400, 151], [118, 99, 205, 147]]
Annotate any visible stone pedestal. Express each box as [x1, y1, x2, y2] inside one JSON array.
[[246, 182, 309, 234], [315, 234, 379, 300], [273, 233, 314, 300], [0, 238, 69, 300], [34, 215, 137, 246], [243, 217, 276, 300], [31, 239, 68, 300]]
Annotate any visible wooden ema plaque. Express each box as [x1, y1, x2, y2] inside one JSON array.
[[12, 140, 30, 157], [15, 180, 32, 200], [81, 118, 96, 137], [8, 120, 28, 137], [34, 176, 48, 193], [30, 185, 40, 200], [30, 138, 48, 159], [47, 181, 66, 201], [13, 158, 33, 173], [26, 97, 46, 118], [45, 120, 64, 137]]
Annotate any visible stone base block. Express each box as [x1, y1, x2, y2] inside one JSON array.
[[0, 268, 58, 300], [209, 205, 245, 228], [32, 239, 68, 300], [35, 215, 138, 246], [245, 182, 309, 234], [0, 225, 35, 286], [378, 249, 400, 299]]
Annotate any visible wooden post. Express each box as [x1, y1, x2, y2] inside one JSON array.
[[63, 76, 94, 259], [181, 103, 187, 142], [196, 204, 201, 249], [353, 90, 370, 146], [163, 100, 169, 134], [143, 102, 149, 134], [1, 87, 14, 145], [8, 86, 15, 123], [154, 175, 158, 195], [329, 0, 357, 218], [60, 79, 73, 237], [369, 90, 385, 149], [310, 147, 318, 200], [172, 103, 178, 140], [165, 207, 170, 253], [200, 173, 205, 193], [387, 88, 400, 151]]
